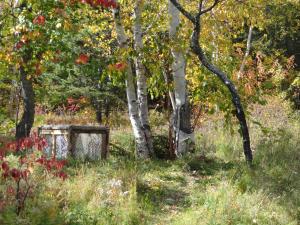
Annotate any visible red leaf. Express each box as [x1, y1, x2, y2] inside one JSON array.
[[16, 41, 24, 50], [81, 0, 117, 8], [1, 162, 9, 172], [33, 15, 46, 25], [55, 171, 68, 180], [6, 142, 17, 151], [75, 54, 89, 65], [10, 168, 21, 181]]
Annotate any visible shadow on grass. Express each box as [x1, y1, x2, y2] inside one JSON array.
[[136, 156, 236, 223], [186, 156, 234, 176], [137, 180, 190, 215]]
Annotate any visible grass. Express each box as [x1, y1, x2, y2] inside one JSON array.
[[137, 97, 300, 224], [137, 150, 299, 224], [1, 96, 299, 224], [1, 158, 138, 225]]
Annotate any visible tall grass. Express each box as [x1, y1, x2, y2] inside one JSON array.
[[137, 97, 300, 224], [1, 97, 299, 224]]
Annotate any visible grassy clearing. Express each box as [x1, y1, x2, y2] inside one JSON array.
[[137, 146, 299, 225], [137, 97, 300, 225], [1, 97, 299, 224]]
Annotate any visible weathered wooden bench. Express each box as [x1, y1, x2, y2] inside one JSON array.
[[38, 125, 109, 160]]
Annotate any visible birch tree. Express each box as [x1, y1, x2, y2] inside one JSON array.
[[170, 0, 253, 164], [238, 25, 253, 80], [133, 0, 153, 155], [169, 0, 194, 156], [112, 2, 152, 158]]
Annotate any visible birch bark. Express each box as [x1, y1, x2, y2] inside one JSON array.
[[113, 4, 150, 158], [133, 0, 153, 155], [169, 1, 194, 156], [238, 25, 253, 79], [169, 0, 253, 163]]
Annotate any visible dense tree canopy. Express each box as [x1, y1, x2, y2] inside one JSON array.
[[0, 0, 299, 224], [0, 0, 299, 152]]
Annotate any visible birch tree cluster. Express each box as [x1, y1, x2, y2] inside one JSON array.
[[0, 0, 299, 161]]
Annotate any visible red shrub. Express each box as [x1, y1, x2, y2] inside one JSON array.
[[0, 133, 68, 214]]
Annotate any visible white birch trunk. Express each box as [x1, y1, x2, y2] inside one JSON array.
[[210, 11, 219, 62], [238, 25, 253, 80], [133, 0, 153, 155], [163, 70, 176, 111], [169, 1, 194, 156], [211, 30, 219, 62], [113, 5, 150, 158]]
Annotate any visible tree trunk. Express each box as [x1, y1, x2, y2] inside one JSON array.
[[95, 102, 103, 124], [238, 25, 253, 79], [113, 4, 151, 158], [163, 67, 176, 158], [133, 0, 153, 155], [163, 69, 175, 111], [169, 0, 253, 164], [169, 1, 194, 156], [190, 21, 253, 163], [16, 66, 35, 139], [104, 98, 110, 123]]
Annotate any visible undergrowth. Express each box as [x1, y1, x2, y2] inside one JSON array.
[[0, 97, 299, 224]]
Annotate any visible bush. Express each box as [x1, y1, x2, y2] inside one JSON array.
[[0, 133, 68, 219], [152, 135, 170, 159]]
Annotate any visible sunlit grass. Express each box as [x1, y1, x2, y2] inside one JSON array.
[[1, 97, 299, 224], [137, 97, 300, 224]]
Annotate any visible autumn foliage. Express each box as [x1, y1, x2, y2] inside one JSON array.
[[0, 133, 68, 214], [108, 62, 127, 71], [75, 53, 90, 64], [80, 0, 118, 8], [33, 15, 46, 26]]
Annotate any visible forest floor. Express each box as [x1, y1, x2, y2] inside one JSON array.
[[0, 96, 299, 225]]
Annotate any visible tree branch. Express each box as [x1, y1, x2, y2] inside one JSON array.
[[169, 0, 195, 23], [238, 25, 253, 79], [171, 0, 253, 164], [200, 0, 220, 15], [142, 6, 167, 36]]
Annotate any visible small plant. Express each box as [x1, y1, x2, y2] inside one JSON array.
[[0, 133, 68, 215]]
